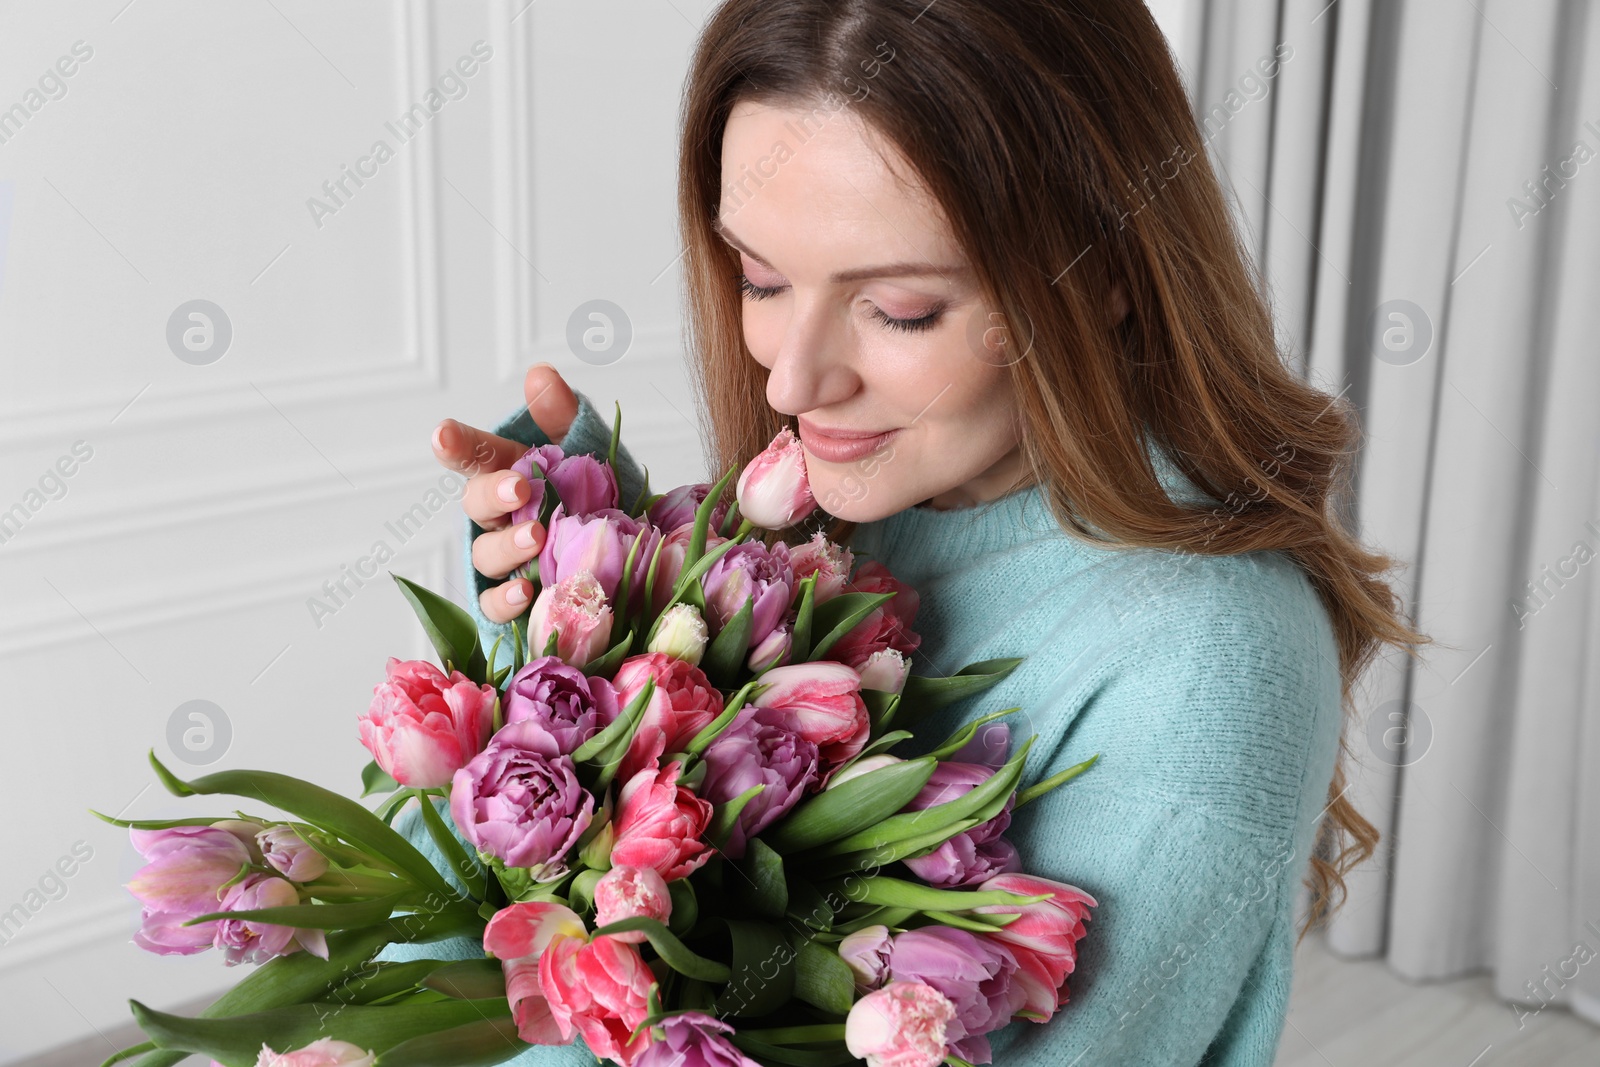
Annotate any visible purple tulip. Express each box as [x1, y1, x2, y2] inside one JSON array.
[[258, 825, 328, 882], [510, 445, 618, 524], [538, 506, 662, 616], [885, 926, 1025, 1064], [647, 483, 729, 534], [450, 720, 595, 878], [701, 539, 793, 648], [635, 1011, 759, 1067], [838, 924, 893, 993], [699, 704, 819, 858], [126, 824, 258, 956], [900, 762, 1022, 889], [503, 655, 620, 754], [213, 873, 328, 965]]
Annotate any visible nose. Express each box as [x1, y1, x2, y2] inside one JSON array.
[[762, 294, 859, 418]]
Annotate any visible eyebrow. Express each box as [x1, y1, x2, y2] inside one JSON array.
[[713, 217, 971, 284]]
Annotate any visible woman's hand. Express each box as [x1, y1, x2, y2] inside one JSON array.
[[432, 363, 579, 623]]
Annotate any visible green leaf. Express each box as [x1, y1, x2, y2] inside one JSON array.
[[686, 465, 738, 570], [668, 877, 699, 937], [728, 1034, 853, 1066], [420, 958, 505, 1001], [764, 756, 936, 854], [413, 794, 488, 900], [185, 893, 410, 931], [581, 629, 634, 679], [702, 594, 754, 689], [785, 878, 834, 931], [812, 817, 985, 879], [87, 812, 231, 830], [146, 751, 461, 903], [714, 918, 794, 1019], [924, 707, 1022, 762], [792, 940, 854, 1015], [897, 657, 1025, 722], [98, 1041, 155, 1067], [706, 784, 765, 851], [608, 400, 622, 471], [376, 1016, 529, 1066], [815, 739, 1034, 857], [806, 591, 894, 662], [321, 959, 450, 1006], [821, 875, 1052, 914], [607, 528, 649, 648], [683, 679, 764, 757], [1015, 753, 1100, 807], [130, 996, 511, 1067], [361, 760, 401, 798], [589, 917, 731, 982], [734, 838, 788, 919], [127, 924, 473, 1067], [390, 574, 487, 683], [788, 574, 817, 663], [372, 789, 415, 826]]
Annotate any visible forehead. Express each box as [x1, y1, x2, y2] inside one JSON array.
[[717, 98, 964, 271]]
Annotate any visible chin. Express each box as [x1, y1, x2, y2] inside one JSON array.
[[810, 476, 914, 525]]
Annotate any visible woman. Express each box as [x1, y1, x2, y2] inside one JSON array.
[[384, 2, 1425, 1064]]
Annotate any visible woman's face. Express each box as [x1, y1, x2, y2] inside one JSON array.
[[718, 98, 1028, 522]]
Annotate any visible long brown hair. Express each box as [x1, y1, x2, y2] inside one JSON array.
[[674, 0, 1428, 937]]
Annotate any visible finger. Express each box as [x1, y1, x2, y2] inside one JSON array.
[[432, 418, 527, 478], [463, 469, 530, 530], [479, 577, 533, 624], [524, 363, 578, 445], [472, 520, 546, 580]]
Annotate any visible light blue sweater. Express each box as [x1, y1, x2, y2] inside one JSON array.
[[378, 392, 1343, 1067]]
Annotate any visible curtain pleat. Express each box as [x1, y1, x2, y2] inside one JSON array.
[[1184, 0, 1600, 1023]]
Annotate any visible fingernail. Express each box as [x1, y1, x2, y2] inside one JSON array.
[[497, 475, 521, 503], [505, 582, 529, 605], [513, 522, 539, 549], [432, 423, 446, 452]]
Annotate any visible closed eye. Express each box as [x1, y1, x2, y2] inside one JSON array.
[[737, 274, 947, 334]]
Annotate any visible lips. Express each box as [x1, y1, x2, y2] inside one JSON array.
[[797, 418, 902, 464]]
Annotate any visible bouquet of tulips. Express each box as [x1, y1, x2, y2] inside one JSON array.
[[94, 409, 1098, 1067]]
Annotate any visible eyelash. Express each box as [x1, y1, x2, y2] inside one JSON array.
[[736, 274, 947, 334]]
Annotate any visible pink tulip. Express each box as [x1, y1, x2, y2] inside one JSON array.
[[845, 981, 956, 1067], [539, 506, 661, 615], [788, 531, 854, 606], [612, 653, 724, 782], [646, 483, 729, 533], [972, 872, 1097, 1021], [610, 760, 714, 881], [126, 825, 258, 956], [838, 924, 892, 993], [829, 562, 922, 669], [649, 523, 727, 616], [749, 661, 871, 768], [736, 427, 816, 529], [854, 648, 910, 694], [257, 826, 328, 883], [593, 866, 672, 940], [213, 874, 327, 965], [511, 444, 619, 524], [701, 539, 794, 650], [528, 571, 615, 667], [484, 901, 589, 1046], [357, 657, 495, 789], [245, 1038, 376, 1066], [540, 932, 656, 1065]]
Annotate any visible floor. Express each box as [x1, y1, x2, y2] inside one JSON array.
[[1275, 933, 1600, 1066], [16, 934, 1600, 1066]]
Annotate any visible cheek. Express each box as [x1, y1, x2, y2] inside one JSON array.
[[742, 303, 785, 369]]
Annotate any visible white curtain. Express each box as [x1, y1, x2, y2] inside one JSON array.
[[1185, 0, 1600, 1022]]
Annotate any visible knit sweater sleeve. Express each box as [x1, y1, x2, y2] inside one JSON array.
[[461, 389, 647, 660], [975, 550, 1342, 1067]]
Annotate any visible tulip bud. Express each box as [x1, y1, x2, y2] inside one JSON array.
[[855, 648, 910, 695], [528, 571, 614, 667], [825, 753, 903, 790], [645, 603, 709, 665], [736, 427, 816, 529], [258, 825, 329, 882], [593, 865, 673, 942], [747, 621, 792, 673]]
